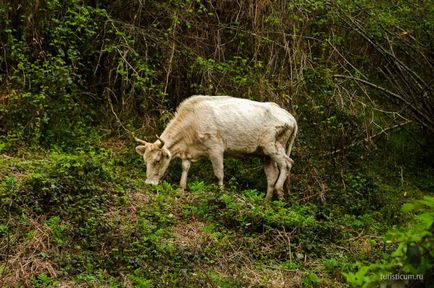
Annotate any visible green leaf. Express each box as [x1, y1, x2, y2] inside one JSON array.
[[401, 202, 415, 213]]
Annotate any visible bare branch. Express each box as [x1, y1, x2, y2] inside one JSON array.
[[334, 74, 434, 134], [326, 120, 412, 156]]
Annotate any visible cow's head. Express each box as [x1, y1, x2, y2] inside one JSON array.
[[135, 136, 172, 185]]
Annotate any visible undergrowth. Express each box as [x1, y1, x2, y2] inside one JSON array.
[[1, 144, 432, 287]]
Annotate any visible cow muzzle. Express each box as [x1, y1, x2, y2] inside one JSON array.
[[145, 179, 160, 185]]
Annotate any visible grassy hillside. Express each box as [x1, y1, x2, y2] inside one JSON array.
[[1, 142, 433, 287], [1, 0, 433, 287]]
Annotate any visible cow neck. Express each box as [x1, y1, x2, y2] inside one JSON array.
[[160, 112, 193, 158], [160, 131, 183, 157]]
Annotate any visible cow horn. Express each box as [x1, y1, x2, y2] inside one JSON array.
[[134, 137, 148, 145], [156, 135, 165, 147]]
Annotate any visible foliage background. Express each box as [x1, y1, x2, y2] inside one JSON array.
[[0, 0, 433, 287]]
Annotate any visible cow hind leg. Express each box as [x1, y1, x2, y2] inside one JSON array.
[[264, 143, 289, 200], [263, 156, 279, 200], [284, 157, 294, 195], [274, 164, 287, 200], [209, 150, 224, 188], [275, 127, 294, 199]]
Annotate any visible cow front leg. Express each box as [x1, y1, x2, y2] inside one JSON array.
[[209, 151, 224, 188], [180, 159, 191, 192]]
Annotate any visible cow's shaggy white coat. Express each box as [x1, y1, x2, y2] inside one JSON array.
[[135, 95, 297, 200]]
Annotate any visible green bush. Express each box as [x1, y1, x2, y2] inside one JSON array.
[[16, 152, 113, 218], [344, 196, 434, 287], [0, 0, 160, 148]]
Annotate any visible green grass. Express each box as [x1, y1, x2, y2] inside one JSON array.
[[0, 143, 432, 287]]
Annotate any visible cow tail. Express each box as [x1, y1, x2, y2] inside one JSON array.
[[286, 122, 297, 159], [285, 122, 297, 194]]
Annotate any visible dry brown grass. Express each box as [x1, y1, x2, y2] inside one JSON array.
[[100, 137, 129, 154], [172, 220, 207, 252], [170, 216, 305, 287], [103, 190, 152, 239], [236, 263, 303, 288], [347, 234, 381, 256], [0, 216, 58, 287], [187, 248, 304, 288], [212, 241, 304, 288]]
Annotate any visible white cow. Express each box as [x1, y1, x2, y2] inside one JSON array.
[[135, 95, 297, 200]]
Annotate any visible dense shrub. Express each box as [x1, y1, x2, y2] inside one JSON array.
[[345, 196, 434, 287]]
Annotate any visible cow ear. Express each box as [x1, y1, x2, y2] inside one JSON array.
[[135, 145, 147, 155]]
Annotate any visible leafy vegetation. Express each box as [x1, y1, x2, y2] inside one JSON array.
[[345, 196, 434, 287], [1, 0, 433, 287]]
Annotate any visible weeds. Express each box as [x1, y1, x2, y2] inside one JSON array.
[[0, 144, 432, 287]]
